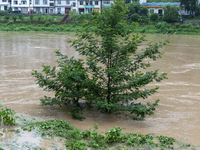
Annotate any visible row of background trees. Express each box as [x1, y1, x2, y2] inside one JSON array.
[[69, 2, 180, 24]]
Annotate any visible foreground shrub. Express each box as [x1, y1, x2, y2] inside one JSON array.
[[0, 103, 18, 125]]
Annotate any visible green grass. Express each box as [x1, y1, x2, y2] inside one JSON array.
[[1, 21, 200, 35], [0, 14, 63, 22]]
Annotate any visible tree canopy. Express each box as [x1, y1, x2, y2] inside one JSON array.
[[180, 0, 198, 14], [163, 4, 180, 22], [32, 0, 168, 120]]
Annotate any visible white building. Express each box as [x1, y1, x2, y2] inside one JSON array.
[[54, 0, 78, 14], [0, 0, 11, 11], [0, 0, 146, 14], [77, 0, 146, 14]]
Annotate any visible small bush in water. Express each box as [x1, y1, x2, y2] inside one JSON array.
[[0, 103, 18, 125]]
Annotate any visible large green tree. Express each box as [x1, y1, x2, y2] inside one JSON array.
[[32, 0, 168, 120], [180, 0, 198, 14], [163, 4, 180, 23]]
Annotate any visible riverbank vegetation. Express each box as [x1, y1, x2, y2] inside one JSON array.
[[1, 14, 200, 34], [0, 104, 195, 149], [1, 21, 200, 35]]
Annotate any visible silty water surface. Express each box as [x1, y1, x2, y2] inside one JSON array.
[[0, 32, 200, 147]]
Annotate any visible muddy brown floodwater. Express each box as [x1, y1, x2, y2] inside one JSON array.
[[0, 31, 200, 147]]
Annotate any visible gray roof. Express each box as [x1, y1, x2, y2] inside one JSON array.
[[141, 2, 180, 7]]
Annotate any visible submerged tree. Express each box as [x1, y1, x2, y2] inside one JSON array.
[[32, 0, 168, 120]]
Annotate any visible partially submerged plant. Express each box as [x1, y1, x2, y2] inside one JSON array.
[[32, 0, 168, 120], [0, 103, 18, 125], [20, 120, 192, 150]]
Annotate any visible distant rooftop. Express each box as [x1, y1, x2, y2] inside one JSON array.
[[141, 2, 180, 7]]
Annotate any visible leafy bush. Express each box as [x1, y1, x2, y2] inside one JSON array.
[[6, 20, 13, 25], [150, 13, 158, 22], [156, 22, 170, 29], [18, 14, 24, 21], [0, 10, 7, 17], [194, 24, 200, 29], [44, 21, 50, 27], [37, 14, 42, 21], [186, 23, 193, 28], [140, 7, 149, 16], [181, 23, 193, 28], [12, 14, 17, 22], [130, 13, 140, 22], [0, 103, 18, 125], [30, 14, 34, 21], [105, 127, 122, 143], [139, 16, 150, 23], [175, 23, 180, 28], [4, 14, 10, 21]]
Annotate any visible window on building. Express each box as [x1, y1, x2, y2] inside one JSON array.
[[95, 1, 98, 5], [50, 3, 54, 6], [36, 7, 40, 12], [57, 8, 61, 12], [35, 0, 39, 4], [43, 0, 47, 4], [66, 0, 70, 4], [73, 2, 76, 7], [150, 9, 154, 14], [57, 0, 61, 4], [21, 1, 27, 4], [80, 1, 83, 5], [90, 1, 92, 5], [125, 0, 130, 4], [2, 0, 7, 2], [102, 1, 110, 4], [4, 6, 7, 10], [14, 1, 18, 4]]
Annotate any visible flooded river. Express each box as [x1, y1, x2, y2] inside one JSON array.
[[0, 31, 200, 147]]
